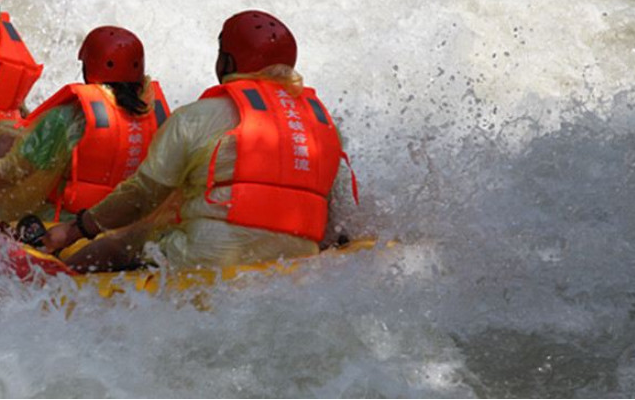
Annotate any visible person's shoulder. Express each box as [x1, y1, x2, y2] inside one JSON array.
[[172, 95, 237, 120], [192, 95, 236, 112], [36, 103, 83, 124]]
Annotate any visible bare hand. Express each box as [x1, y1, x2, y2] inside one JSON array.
[[42, 223, 82, 253]]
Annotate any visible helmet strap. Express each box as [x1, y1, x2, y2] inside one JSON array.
[[217, 50, 236, 83]]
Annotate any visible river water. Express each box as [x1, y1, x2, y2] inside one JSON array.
[[1, 0, 635, 397]]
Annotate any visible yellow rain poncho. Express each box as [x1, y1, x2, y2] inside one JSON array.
[[0, 104, 85, 222], [88, 66, 320, 268]]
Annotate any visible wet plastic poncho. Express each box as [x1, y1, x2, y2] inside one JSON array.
[[89, 66, 320, 268], [0, 104, 85, 222]]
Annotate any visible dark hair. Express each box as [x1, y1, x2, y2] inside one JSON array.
[[106, 82, 148, 116]]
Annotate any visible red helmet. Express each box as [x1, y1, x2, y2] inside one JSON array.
[[220, 10, 297, 74], [78, 26, 144, 83]]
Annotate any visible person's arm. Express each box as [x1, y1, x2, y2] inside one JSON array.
[[90, 110, 190, 230], [87, 171, 174, 231], [0, 142, 35, 187], [42, 171, 176, 257], [0, 105, 84, 185], [44, 109, 190, 250]]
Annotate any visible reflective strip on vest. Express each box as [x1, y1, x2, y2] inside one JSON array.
[[90, 101, 110, 128], [2, 21, 21, 41], [242, 89, 267, 111], [154, 99, 167, 126], [307, 98, 329, 125]]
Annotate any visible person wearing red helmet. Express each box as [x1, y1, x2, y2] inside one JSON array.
[[44, 11, 356, 272], [0, 10, 43, 156], [0, 26, 170, 223]]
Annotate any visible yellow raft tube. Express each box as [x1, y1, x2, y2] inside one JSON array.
[[10, 236, 380, 299]]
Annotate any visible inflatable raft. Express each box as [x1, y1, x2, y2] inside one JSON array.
[[1, 231, 379, 299]]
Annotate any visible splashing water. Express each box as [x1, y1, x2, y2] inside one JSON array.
[[1, 0, 635, 397]]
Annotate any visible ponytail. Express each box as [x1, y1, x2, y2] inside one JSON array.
[[106, 82, 148, 116]]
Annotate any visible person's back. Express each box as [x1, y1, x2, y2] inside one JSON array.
[[45, 11, 357, 272], [94, 67, 328, 267], [0, 26, 170, 222]]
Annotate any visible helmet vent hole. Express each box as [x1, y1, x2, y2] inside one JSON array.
[[109, 31, 115, 36], [255, 25, 263, 29], [253, 14, 260, 18], [271, 33, 277, 42], [270, 22, 276, 27], [107, 60, 114, 68]]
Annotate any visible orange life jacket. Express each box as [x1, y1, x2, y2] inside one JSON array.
[[0, 109, 22, 122], [200, 79, 358, 242], [23, 81, 170, 218], [0, 12, 43, 124]]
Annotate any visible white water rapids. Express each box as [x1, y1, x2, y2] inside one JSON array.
[[1, 0, 635, 397]]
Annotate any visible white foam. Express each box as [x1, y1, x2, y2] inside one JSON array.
[[1, 0, 634, 397]]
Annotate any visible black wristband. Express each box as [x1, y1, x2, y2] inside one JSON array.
[[75, 209, 97, 240]]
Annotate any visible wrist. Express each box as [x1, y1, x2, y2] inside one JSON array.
[[67, 223, 85, 244], [75, 209, 101, 240]]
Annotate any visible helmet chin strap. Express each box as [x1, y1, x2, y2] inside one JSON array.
[[82, 65, 89, 84], [217, 50, 236, 83]]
